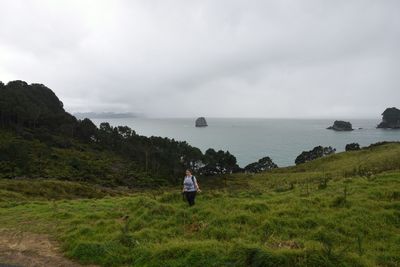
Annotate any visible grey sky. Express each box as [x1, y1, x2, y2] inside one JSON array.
[[0, 0, 399, 118]]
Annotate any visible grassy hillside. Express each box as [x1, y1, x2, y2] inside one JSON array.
[[287, 142, 400, 175], [1, 144, 399, 266], [241, 142, 400, 191], [0, 179, 125, 204]]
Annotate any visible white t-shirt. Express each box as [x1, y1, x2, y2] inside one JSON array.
[[183, 176, 197, 192]]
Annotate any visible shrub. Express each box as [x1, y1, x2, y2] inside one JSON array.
[[295, 146, 336, 165], [244, 157, 278, 173], [345, 143, 360, 151]]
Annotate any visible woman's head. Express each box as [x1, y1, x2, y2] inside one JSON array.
[[185, 169, 192, 176]]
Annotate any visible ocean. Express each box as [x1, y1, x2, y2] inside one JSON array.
[[90, 118, 400, 167]]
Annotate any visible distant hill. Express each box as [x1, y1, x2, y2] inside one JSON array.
[[0, 80, 77, 131], [74, 112, 140, 119]]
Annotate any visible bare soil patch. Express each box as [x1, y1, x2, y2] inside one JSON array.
[[0, 230, 92, 267]]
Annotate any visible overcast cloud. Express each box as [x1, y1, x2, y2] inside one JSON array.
[[0, 0, 399, 118]]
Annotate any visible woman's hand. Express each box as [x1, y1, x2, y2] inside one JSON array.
[[197, 188, 202, 192]]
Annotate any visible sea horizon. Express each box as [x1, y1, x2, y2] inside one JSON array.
[[77, 113, 383, 120]]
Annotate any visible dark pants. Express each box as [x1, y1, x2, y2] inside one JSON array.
[[184, 191, 197, 206]]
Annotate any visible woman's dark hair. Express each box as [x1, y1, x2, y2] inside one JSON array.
[[186, 169, 192, 174]]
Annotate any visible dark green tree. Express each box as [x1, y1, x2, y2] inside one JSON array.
[[76, 118, 98, 142], [200, 149, 239, 175], [295, 146, 336, 165], [345, 143, 360, 151], [244, 156, 278, 173]]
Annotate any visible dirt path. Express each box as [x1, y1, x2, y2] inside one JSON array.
[[0, 230, 92, 267]]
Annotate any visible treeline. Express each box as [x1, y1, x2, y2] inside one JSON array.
[[88, 122, 242, 177]]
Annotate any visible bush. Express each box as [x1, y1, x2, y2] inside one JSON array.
[[244, 156, 278, 173], [295, 146, 336, 165], [345, 143, 360, 151]]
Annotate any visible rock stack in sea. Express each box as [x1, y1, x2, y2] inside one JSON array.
[[195, 117, 208, 127], [377, 107, 400, 129], [327, 120, 353, 131]]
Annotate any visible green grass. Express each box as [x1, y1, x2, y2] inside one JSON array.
[[0, 143, 400, 266], [0, 179, 124, 204], [284, 142, 400, 175]]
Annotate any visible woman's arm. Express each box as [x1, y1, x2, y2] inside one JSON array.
[[194, 178, 201, 192]]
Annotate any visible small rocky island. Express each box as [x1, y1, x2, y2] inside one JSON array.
[[327, 120, 353, 131], [377, 107, 400, 129], [195, 117, 208, 127]]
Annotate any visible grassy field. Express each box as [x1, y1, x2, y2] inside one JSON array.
[[1, 143, 400, 266]]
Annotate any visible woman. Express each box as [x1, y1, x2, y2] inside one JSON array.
[[182, 169, 201, 206]]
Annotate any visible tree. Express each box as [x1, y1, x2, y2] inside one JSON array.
[[200, 149, 239, 175], [117, 126, 136, 139], [244, 156, 278, 173], [76, 118, 98, 142], [0, 81, 77, 132], [345, 143, 360, 151], [295, 146, 336, 165]]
